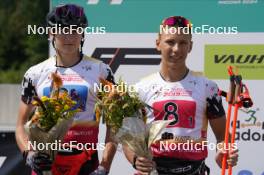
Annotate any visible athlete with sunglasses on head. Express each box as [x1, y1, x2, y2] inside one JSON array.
[[123, 16, 239, 175], [15, 4, 116, 175]]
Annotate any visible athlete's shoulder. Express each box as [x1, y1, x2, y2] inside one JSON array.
[[189, 70, 216, 85], [82, 55, 114, 83], [24, 56, 54, 78], [189, 71, 220, 99]]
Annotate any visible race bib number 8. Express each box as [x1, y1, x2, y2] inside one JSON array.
[[153, 100, 196, 128]]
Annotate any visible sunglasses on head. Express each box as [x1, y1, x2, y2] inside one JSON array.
[[55, 4, 84, 18], [162, 16, 192, 28]]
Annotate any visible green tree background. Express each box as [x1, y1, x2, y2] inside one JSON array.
[[0, 0, 49, 83]]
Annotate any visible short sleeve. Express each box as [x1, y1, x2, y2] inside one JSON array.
[[205, 80, 226, 119], [21, 67, 38, 104], [100, 63, 115, 84]]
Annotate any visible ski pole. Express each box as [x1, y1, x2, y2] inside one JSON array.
[[228, 74, 242, 175], [221, 66, 236, 175]]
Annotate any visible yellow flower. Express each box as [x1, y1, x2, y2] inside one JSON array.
[[41, 96, 49, 102], [32, 101, 38, 106], [64, 105, 70, 110]]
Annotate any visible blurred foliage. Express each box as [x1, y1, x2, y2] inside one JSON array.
[[0, 0, 49, 83]]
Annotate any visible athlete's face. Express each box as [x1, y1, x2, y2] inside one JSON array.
[[54, 29, 82, 55], [156, 30, 192, 69]]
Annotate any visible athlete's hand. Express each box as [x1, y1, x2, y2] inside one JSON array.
[[24, 151, 52, 175], [134, 156, 155, 175], [90, 165, 108, 175], [215, 146, 239, 168]]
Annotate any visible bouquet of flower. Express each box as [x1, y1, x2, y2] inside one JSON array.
[[95, 78, 147, 134], [24, 72, 81, 160], [95, 78, 171, 175]]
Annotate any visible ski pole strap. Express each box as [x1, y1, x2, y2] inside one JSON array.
[[233, 75, 242, 104], [228, 75, 236, 104]]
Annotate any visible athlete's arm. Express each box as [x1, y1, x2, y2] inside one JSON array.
[[206, 82, 238, 168], [15, 101, 34, 152], [209, 116, 226, 144], [100, 126, 117, 172], [209, 115, 239, 168]]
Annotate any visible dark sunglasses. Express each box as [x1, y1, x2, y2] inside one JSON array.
[[162, 16, 192, 28], [55, 4, 84, 18]]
